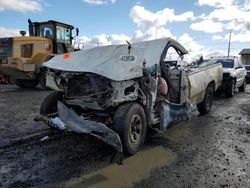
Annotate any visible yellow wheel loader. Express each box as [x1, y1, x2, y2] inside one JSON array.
[[0, 19, 79, 88]]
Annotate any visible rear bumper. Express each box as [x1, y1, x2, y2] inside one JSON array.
[[217, 77, 233, 91]]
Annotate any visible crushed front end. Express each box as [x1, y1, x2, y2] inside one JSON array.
[[37, 69, 143, 164]]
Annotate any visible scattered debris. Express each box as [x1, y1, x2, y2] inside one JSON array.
[[40, 136, 49, 142]]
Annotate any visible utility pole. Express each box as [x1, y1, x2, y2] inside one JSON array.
[[227, 30, 232, 57]]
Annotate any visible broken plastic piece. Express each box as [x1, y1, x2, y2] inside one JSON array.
[[160, 100, 192, 131], [57, 101, 124, 164], [40, 136, 49, 141], [51, 117, 66, 130]]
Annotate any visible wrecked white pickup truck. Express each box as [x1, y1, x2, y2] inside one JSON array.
[[37, 38, 222, 163]]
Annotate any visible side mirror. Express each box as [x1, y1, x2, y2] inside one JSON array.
[[76, 28, 79, 36]]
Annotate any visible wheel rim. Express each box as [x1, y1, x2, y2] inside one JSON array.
[[129, 114, 142, 145]]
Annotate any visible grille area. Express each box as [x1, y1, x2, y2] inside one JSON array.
[[66, 74, 111, 99], [223, 72, 230, 78]]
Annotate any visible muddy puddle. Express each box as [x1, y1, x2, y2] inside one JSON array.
[[64, 146, 176, 188], [160, 123, 193, 143]]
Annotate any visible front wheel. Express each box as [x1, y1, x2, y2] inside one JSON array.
[[113, 103, 147, 155], [225, 79, 235, 98], [197, 83, 214, 115], [239, 78, 246, 92], [40, 91, 63, 115]]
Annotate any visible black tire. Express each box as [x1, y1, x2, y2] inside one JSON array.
[[39, 68, 50, 90], [239, 78, 246, 92], [8, 76, 14, 84], [40, 91, 63, 115], [113, 103, 147, 155], [197, 83, 214, 115], [15, 79, 39, 88], [225, 79, 235, 98]]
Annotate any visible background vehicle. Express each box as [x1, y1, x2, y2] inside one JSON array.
[[245, 65, 250, 83], [204, 57, 247, 97], [0, 19, 79, 89], [37, 38, 222, 159]]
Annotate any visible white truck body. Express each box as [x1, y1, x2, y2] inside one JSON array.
[[40, 38, 223, 161]]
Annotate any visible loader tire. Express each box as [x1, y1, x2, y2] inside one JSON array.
[[15, 79, 39, 88], [113, 102, 147, 155], [197, 83, 214, 115], [39, 68, 50, 90], [40, 91, 63, 115]]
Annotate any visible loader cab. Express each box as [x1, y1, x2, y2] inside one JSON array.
[[29, 19, 75, 54]]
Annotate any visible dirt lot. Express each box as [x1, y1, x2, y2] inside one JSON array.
[[0, 84, 249, 188]]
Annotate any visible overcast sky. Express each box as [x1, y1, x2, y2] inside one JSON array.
[[0, 0, 250, 60]]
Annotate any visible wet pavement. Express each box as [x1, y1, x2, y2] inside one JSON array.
[[0, 84, 249, 188]]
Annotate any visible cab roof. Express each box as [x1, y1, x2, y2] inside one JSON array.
[[32, 20, 74, 29]]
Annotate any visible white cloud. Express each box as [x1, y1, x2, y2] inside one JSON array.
[[196, 0, 250, 33], [0, 27, 21, 37], [129, 5, 194, 31], [83, 0, 116, 5], [77, 5, 199, 59], [177, 33, 204, 61], [212, 29, 250, 43], [226, 20, 244, 31], [190, 19, 224, 33], [78, 33, 130, 49], [228, 31, 250, 42], [0, 0, 42, 13], [243, 0, 250, 10], [131, 27, 174, 42], [207, 6, 250, 22], [212, 35, 224, 40], [198, 0, 234, 8], [245, 21, 250, 31]]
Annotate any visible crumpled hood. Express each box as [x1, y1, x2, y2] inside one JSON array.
[[43, 38, 187, 81]]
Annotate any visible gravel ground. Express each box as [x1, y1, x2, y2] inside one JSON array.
[[0, 84, 249, 188]]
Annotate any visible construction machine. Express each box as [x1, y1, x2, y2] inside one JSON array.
[[0, 19, 79, 88]]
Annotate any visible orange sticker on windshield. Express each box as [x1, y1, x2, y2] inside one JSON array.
[[63, 53, 70, 59]]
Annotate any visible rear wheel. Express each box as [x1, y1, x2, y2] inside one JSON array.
[[113, 103, 147, 155], [40, 91, 63, 115], [239, 78, 246, 92], [8, 76, 14, 84], [225, 79, 235, 98], [197, 83, 214, 115], [15, 79, 39, 88]]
